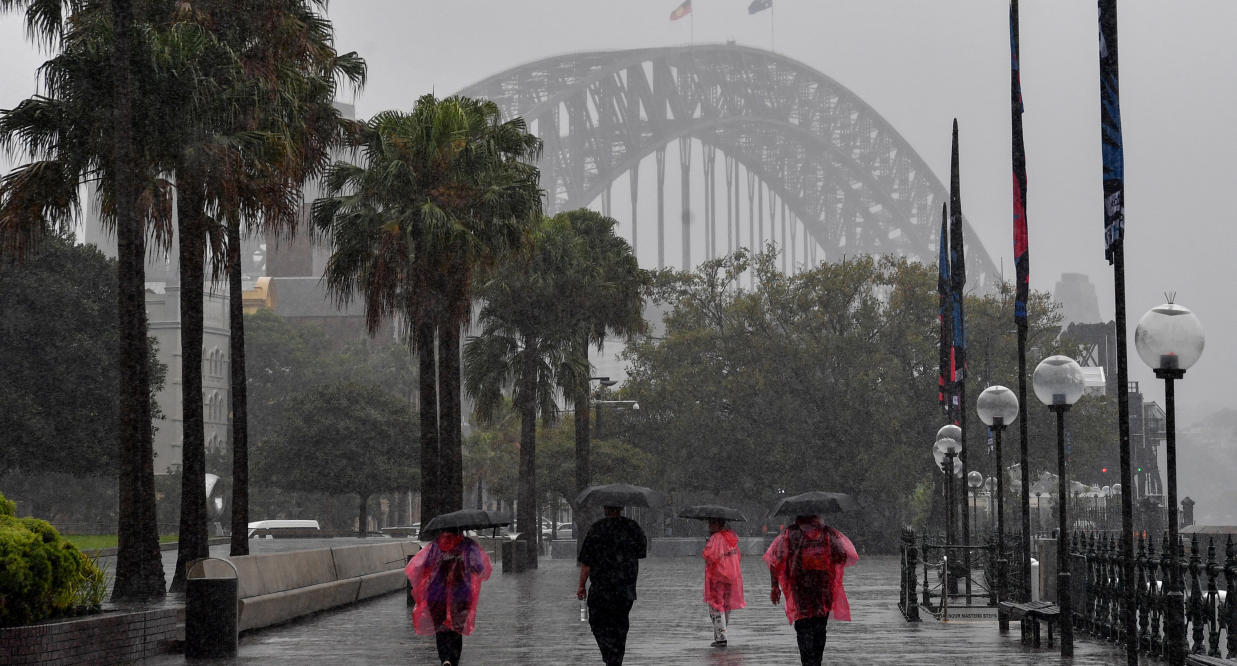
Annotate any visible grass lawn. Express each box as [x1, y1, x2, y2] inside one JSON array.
[[65, 534, 179, 551]]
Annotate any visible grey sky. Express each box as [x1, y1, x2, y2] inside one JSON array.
[[2, 1, 1234, 420]]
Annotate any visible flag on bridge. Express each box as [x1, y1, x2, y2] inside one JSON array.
[[938, 203, 952, 415], [749, 0, 773, 15], [1097, 0, 1125, 263], [670, 0, 692, 21], [1010, 0, 1030, 326]]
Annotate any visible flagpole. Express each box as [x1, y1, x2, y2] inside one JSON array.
[[770, 4, 776, 52], [948, 119, 972, 601], [1097, 1, 1138, 662], [1009, 0, 1034, 608]]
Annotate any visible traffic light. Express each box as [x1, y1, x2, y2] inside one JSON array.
[[1101, 467, 1109, 474]]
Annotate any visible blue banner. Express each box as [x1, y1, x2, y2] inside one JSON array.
[[1098, 0, 1124, 263]]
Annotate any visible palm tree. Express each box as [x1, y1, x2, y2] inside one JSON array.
[[463, 214, 608, 566], [550, 209, 648, 542], [312, 95, 542, 527], [0, 0, 178, 600], [150, 1, 364, 580]]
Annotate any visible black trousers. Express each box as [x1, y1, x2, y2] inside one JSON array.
[[588, 597, 634, 666], [793, 615, 830, 666], [434, 630, 462, 665]]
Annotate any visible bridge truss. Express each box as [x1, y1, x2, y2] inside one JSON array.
[[459, 44, 997, 287]]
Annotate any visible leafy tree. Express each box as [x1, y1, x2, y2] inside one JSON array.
[[621, 249, 1115, 551], [253, 382, 417, 536], [462, 398, 519, 511], [243, 309, 417, 442], [313, 94, 543, 525], [535, 419, 651, 537], [0, 233, 159, 477]]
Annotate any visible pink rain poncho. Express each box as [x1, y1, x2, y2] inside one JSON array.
[[703, 529, 746, 612], [762, 518, 859, 623], [405, 532, 493, 636]]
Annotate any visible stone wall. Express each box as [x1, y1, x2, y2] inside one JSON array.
[[0, 607, 182, 665]]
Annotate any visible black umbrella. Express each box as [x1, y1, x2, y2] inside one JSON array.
[[575, 483, 662, 508], [422, 509, 510, 535], [678, 505, 747, 522], [770, 491, 860, 517]]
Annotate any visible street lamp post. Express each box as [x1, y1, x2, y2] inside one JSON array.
[[983, 476, 997, 533], [935, 425, 963, 540], [1135, 301, 1205, 666], [1101, 486, 1112, 529], [967, 470, 983, 541], [1111, 484, 1121, 532], [978, 384, 1019, 625], [577, 376, 616, 556], [1033, 354, 1085, 657]]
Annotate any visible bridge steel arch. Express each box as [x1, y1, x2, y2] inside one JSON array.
[[458, 44, 997, 287]]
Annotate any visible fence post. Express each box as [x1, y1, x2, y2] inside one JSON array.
[[1136, 533, 1149, 654], [1189, 534, 1204, 654], [903, 527, 920, 621], [1205, 537, 1220, 657], [1158, 532, 1172, 659], [1225, 536, 1236, 659]]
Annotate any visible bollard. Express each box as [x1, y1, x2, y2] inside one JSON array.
[[502, 539, 528, 573], [185, 558, 239, 659]]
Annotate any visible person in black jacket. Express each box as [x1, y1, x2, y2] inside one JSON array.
[[576, 506, 648, 665]]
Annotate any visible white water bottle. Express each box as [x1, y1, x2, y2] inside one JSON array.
[[579, 598, 588, 622]]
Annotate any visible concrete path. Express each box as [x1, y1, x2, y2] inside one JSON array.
[[139, 550, 1130, 665]]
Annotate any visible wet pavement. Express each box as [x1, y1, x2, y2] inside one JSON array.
[[133, 545, 1131, 665]]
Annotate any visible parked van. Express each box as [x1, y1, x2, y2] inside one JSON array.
[[247, 519, 321, 538]]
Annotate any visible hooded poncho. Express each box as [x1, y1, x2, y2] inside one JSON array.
[[405, 532, 493, 635], [703, 528, 746, 612], [762, 518, 858, 623]]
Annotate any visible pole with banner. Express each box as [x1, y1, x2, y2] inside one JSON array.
[[1009, 0, 1035, 606], [1097, 1, 1138, 662], [949, 120, 971, 598]]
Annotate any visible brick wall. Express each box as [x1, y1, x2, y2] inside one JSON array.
[[0, 606, 182, 665]]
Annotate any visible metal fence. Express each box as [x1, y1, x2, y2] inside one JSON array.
[[1068, 530, 1237, 660]]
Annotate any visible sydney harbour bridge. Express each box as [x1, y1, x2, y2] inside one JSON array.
[[459, 43, 997, 287]]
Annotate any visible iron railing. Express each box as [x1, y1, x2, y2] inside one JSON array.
[[1069, 530, 1237, 661]]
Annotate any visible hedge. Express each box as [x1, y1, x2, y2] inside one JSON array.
[[0, 490, 106, 627]]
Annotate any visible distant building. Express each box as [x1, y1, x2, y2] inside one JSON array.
[[1054, 272, 1102, 326], [145, 284, 231, 474]]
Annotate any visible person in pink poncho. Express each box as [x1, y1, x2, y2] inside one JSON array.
[[762, 515, 859, 666], [702, 518, 745, 647], [405, 528, 493, 666]]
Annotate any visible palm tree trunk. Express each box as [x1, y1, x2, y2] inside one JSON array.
[[572, 336, 591, 557], [416, 322, 439, 528], [438, 325, 463, 513], [227, 218, 249, 556], [357, 493, 369, 537], [111, 0, 165, 602], [516, 333, 539, 568], [171, 179, 209, 593]]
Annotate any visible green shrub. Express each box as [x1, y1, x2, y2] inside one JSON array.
[[0, 490, 105, 626]]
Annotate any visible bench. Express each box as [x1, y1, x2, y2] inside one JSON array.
[[1185, 656, 1234, 666], [999, 600, 1060, 647], [229, 540, 421, 632]]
